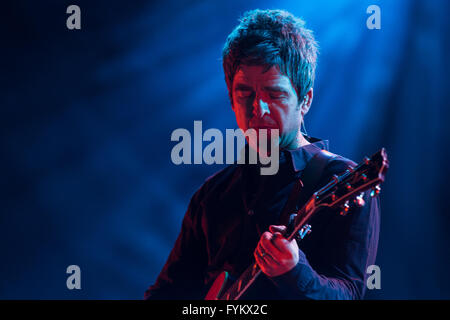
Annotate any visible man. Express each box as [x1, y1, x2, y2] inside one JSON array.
[[145, 9, 380, 300]]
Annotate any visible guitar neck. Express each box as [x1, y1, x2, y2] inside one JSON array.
[[220, 262, 262, 300]]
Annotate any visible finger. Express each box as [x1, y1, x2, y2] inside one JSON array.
[[255, 242, 269, 259], [269, 225, 287, 234], [270, 232, 287, 252], [256, 241, 280, 266], [261, 249, 280, 266], [259, 242, 279, 262], [260, 232, 283, 257], [254, 248, 268, 270], [256, 242, 265, 257], [272, 236, 298, 259], [254, 248, 274, 275]]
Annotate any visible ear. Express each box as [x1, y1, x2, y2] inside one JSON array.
[[300, 87, 313, 117]]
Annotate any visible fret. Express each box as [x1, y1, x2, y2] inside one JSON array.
[[220, 262, 262, 300], [252, 263, 258, 276]]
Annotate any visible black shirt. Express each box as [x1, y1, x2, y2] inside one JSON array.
[[145, 137, 380, 299]]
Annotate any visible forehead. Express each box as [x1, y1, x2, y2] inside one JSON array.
[[232, 65, 293, 88]]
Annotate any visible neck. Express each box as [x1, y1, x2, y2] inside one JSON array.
[[283, 130, 310, 150], [252, 130, 310, 157]]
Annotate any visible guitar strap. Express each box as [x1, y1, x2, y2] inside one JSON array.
[[277, 149, 337, 227]]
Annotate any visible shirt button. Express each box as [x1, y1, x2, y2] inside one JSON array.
[[248, 209, 254, 216]]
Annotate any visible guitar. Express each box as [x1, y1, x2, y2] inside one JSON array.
[[205, 148, 389, 300]]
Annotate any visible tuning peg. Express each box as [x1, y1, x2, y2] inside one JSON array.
[[370, 184, 381, 197], [354, 192, 366, 207], [340, 200, 350, 216], [298, 224, 312, 239], [295, 224, 312, 241]]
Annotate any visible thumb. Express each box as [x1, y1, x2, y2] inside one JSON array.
[[269, 225, 287, 235]]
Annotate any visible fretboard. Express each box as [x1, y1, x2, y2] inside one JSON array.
[[219, 262, 262, 300]]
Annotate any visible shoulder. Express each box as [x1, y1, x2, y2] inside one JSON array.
[[324, 151, 357, 175], [191, 164, 241, 204], [317, 150, 357, 187]]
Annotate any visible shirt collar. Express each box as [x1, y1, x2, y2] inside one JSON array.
[[238, 136, 329, 174], [281, 136, 329, 172]]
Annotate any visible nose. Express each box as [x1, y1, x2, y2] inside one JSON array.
[[252, 96, 270, 119]]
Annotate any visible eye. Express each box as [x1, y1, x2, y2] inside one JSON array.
[[269, 92, 285, 99], [236, 90, 253, 98]]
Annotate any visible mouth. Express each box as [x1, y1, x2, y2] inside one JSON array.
[[252, 126, 278, 133], [249, 122, 278, 130], [249, 115, 278, 130]]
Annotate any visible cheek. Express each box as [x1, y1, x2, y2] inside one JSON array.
[[233, 97, 251, 115], [270, 103, 288, 126], [271, 102, 299, 132], [233, 105, 250, 130]]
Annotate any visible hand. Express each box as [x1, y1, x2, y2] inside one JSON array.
[[254, 225, 300, 277]]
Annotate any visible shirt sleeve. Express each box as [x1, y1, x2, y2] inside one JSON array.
[[270, 192, 381, 300], [144, 187, 208, 300]]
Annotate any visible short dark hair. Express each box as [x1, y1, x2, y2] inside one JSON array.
[[222, 9, 318, 103]]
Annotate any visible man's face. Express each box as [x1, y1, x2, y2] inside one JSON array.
[[231, 65, 305, 151]]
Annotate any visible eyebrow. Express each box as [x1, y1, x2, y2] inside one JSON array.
[[234, 83, 253, 91], [234, 84, 290, 93], [263, 86, 289, 93]]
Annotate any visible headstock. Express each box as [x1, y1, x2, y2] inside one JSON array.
[[289, 148, 389, 240], [315, 148, 389, 212]]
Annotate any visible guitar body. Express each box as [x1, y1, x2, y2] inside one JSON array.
[[205, 271, 230, 300]]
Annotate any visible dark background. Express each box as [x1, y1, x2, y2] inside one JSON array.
[[1, 0, 449, 299]]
